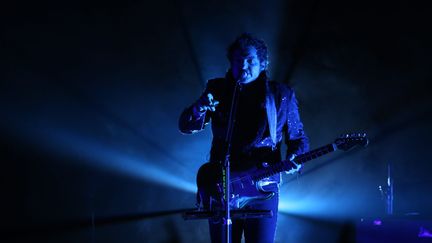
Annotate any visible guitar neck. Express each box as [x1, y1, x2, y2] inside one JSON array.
[[294, 143, 336, 165], [252, 143, 337, 181]]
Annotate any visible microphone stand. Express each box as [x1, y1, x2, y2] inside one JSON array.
[[386, 163, 394, 215], [222, 80, 242, 243], [181, 79, 273, 240], [378, 163, 394, 216]]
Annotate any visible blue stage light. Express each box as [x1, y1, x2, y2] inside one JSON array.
[[23, 127, 197, 193]]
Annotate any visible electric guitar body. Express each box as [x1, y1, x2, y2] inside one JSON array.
[[196, 133, 368, 210]]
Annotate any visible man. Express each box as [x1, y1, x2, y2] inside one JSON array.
[[179, 33, 309, 243]]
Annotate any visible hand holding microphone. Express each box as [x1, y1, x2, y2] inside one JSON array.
[[193, 93, 220, 115]]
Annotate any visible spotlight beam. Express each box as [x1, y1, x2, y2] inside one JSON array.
[[274, 0, 321, 85], [283, 108, 431, 184], [56, 83, 190, 167], [171, 0, 206, 89], [280, 211, 351, 227]]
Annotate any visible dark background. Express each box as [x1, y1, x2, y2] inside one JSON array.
[[1, 0, 431, 242]]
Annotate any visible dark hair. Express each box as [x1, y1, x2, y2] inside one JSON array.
[[226, 33, 269, 68]]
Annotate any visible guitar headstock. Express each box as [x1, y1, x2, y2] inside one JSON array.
[[334, 133, 369, 151]]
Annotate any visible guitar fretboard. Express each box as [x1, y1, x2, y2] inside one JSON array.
[[251, 143, 336, 181]]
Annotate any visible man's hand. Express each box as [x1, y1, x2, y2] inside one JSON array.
[[194, 93, 219, 113], [285, 154, 302, 174]]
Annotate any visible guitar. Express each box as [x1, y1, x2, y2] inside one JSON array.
[[196, 133, 368, 210]]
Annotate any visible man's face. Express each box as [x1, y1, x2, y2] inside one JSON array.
[[231, 46, 265, 84]]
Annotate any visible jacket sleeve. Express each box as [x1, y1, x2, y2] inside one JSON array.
[[285, 89, 310, 156], [178, 83, 213, 134]]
